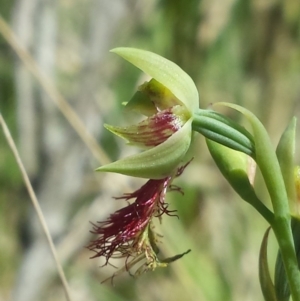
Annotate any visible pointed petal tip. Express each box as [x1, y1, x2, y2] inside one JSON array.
[[110, 47, 139, 56], [95, 164, 119, 174], [95, 166, 108, 172], [103, 123, 118, 136], [109, 47, 122, 54], [103, 123, 113, 131]]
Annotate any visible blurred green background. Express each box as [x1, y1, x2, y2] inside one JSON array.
[[1, 0, 300, 300]]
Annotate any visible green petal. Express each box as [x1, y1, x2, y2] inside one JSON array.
[[124, 90, 157, 116], [110, 47, 199, 113], [96, 119, 192, 179], [138, 79, 182, 111], [105, 105, 188, 149]]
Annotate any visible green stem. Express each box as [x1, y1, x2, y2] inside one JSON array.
[[194, 105, 300, 300], [241, 189, 274, 225], [214, 104, 300, 301], [272, 218, 300, 301], [192, 109, 255, 157]]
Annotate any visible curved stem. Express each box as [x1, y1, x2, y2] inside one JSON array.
[[214, 103, 300, 301]]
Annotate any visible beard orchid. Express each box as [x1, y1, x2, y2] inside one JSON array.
[[88, 48, 198, 280]]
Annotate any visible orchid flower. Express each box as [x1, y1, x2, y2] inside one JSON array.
[[88, 48, 198, 280], [89, 48, 255, 280]]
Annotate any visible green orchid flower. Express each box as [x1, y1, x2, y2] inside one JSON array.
[[89, 48, 197, 280], [96, 47, 199, 179]]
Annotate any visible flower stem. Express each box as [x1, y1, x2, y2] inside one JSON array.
[[213, 103, 300, 301], [272, 217, 300, 300], [192, 109, 255, 157]]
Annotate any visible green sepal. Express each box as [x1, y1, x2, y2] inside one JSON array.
[[96, 119, 192, 179], [276, 117, 297, 209], [275, 216, 300, 301], [259, 227, 278, 301], [110, 47, 199, 113], [206, 139, 273, 223], [124, 90, 157, 117]]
